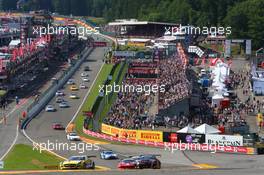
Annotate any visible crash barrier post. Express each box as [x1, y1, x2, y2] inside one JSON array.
[[21, 47, 94, 129]]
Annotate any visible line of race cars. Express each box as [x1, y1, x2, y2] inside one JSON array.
[[44, 64, 162, 170], [59, 152, 161, 170], [45, 65, 91, 113]]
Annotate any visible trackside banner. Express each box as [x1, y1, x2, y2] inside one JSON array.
[[84, 128, 255, 155], [101, 123, 163, 142], [206, 134, 243, 146]]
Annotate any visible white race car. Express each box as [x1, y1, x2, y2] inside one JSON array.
[[81, 72, 88, 77], [45, 105, 56, 112], [79, 83, 87, 89], [67, 132, 81, 141], [69, 93, 79, 99], [55, 90, 64, 96], [82, 77, 89, 82]]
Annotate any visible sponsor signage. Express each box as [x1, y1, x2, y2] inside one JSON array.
[[231, 39, 244, 43], [93, 41, 107, 47], [128, 68, 158, 74], [178, 133, 205, 144], [206, 134, 243, 146], [130, 62, 157, 67], [101, 123, 163, 142], [163, 132, 205, 144], [127, 42, 146, 47], [137, 130, 163, 142], [84, 128, 254, 154], [113, 51, 136, 57]]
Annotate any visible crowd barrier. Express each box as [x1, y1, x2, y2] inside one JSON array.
[[83, 127, 256, 155]]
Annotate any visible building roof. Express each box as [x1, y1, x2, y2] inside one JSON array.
[[108, 19, 177, 26]]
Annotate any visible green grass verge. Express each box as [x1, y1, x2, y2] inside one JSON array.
[[75, 63, 113, 136], [3, 144, 63, 170], [99, 63, 128, 124], [88, 63, 123, 129]]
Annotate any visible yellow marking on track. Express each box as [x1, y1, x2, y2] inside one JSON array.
[[66, 123, 75, 133], [192, 164, 219, 169], [80, 136, 109, 145], [0, 166, 110, 174]]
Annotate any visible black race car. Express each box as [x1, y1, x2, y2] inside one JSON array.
[[131, 155, 161, 169]]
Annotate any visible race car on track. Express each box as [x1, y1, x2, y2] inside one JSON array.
[[45, 105, 56, 112], [131, 155, 161, 169], [59, 101, 69, 108], [81, 72, 88, 77], [59, 155, 95, 170], [55, 90, 64, 96], [100, 150, 118, 160], [70, 85, 78, 91], [56, 97, 64, 103], [83, 66, 90, 71], [67, 132, 81, 141], [52, 122, 64, 130], [79, 83, 87, 89], [118, 158, 137, 169], [82, 77, 89, 82], [69, 93, 79, 99], [67, 79, 75, 85]]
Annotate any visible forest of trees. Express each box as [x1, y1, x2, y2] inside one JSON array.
[[0, 0, 263, 48]]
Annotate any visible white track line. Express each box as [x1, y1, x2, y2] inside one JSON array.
[[65, 61, 105, 131], [22, 129, 67, 160], [0, 124, 19, 161]]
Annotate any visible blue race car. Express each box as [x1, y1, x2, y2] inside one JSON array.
[[100, 150, 118, 160]]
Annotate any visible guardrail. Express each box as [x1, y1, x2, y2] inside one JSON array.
[[21, 47, 94, 129]]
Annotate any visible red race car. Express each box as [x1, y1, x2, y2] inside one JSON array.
[[117, 159, 137, 169], [52, 122, 64, 130]]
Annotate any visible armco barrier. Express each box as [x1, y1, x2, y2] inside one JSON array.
[[83, 127, 257, 155], [21, 47, 94, 129]]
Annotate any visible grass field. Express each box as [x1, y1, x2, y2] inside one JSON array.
[[3, 144, 63, 170], [75, 63, 113, 136]]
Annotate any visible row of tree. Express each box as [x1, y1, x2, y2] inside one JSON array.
[[0, 0, 263, 48]]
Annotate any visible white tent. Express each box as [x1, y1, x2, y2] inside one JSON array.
[[212, 93, 224, 107], [9, 39, 20, 47], [177, 126, 201, 134], [194, 123, 221, 134]]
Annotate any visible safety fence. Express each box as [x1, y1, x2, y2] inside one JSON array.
[[21, 47, 94, 129]]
